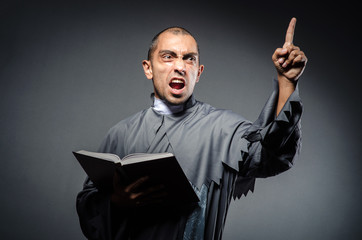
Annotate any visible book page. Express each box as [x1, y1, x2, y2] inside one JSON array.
[[77, 150, 121, 163], [121, 152, 174, 165]]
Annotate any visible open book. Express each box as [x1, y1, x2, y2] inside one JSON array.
[[73, 150, 199, 205]]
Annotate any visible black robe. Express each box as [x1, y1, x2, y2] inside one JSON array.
[[76, 80, 302, 240]]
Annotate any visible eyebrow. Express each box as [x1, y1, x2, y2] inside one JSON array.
[[159, 50, 198, 58], [183, 53, 198, 59], [159, 50, 177, 57]]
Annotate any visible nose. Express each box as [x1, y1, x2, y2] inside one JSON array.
[[174, 58, 186, 76]]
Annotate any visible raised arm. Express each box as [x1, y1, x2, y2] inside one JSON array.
[[272, 18, 307, 115]]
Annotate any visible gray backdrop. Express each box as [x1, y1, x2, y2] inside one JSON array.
[[1, 1, 361, 239]]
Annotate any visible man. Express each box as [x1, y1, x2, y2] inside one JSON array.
[[77, 18, 307, 239]]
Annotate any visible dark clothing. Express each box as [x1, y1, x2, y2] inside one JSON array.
[[77, 80, 302, 239]]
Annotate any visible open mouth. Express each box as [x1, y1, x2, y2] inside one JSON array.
[[169, 79, 185, 90]]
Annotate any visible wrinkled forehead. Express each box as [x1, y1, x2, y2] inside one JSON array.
[[155, 31, 199, 55]]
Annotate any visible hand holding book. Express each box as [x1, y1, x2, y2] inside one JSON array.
[[111, 174, 168, 208], [73, 150, 199, 207]]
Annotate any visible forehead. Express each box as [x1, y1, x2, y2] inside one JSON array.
[[155, 32, 198, 54]]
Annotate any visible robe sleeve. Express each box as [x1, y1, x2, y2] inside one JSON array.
[[76, 178, 113, 240], [76, 126, 129, 240], [233, 79, 303, 198]]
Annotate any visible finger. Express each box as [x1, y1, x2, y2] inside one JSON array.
[[282, 49, 304, 68], [284, 17, 296, 46], [285, 45, 300, 52], [291, 55, 302, 66], [279, 46, 299, 64], [276, 48, 288, 57], [129, 192, 144, 200], [272, 48, 288, 64], [291, 52, 307, 66], [125, 176, 149, 193], [282, 49, 298, 68]]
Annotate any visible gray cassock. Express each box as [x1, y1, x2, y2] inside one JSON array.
[[76, 80, 302, 240]]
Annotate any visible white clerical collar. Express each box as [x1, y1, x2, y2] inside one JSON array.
[[152, 97, 184, 115]]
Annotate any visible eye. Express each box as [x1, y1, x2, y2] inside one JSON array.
[[185, 56, 196, 62], [162, 54, 172, 60]]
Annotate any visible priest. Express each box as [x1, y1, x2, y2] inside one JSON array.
[[77, 18, 307, 240]]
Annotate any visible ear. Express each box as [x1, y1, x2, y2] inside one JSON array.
[[142, 60, 153, 80], [196, 65, 204, 83]]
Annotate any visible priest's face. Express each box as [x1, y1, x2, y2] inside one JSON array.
[[142, 32, 204, 105]]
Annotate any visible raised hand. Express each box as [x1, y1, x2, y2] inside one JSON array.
[[272, 18, 307, 82]]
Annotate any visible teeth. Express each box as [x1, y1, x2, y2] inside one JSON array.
[[171, 79, 184, 83]]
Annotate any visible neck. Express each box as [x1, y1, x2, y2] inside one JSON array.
[[153, 97, 185, 115]]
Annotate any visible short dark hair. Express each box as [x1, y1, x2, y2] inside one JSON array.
[[147, 26, 200, 62]]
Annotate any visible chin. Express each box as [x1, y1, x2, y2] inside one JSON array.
[[166, 96, 187, 106], [167, 99, 185, 106]]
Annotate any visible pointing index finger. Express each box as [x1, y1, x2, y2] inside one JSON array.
[[285, 17, 296, 45]]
